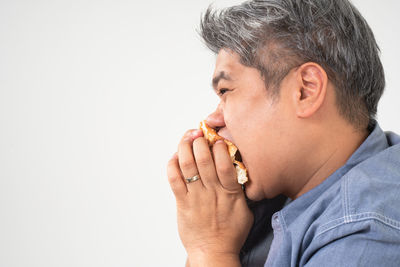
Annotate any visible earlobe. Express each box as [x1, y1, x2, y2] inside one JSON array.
[[295, 63, 328, 118]]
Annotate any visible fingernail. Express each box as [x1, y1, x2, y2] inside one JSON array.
[[216, 139, 224, 144]]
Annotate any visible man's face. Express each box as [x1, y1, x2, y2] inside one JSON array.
[[207, 49, 298, 201]]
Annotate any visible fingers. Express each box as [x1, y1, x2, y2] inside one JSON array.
[[212, 140, 242, 192], [169, 128, 240, 198], [192, 137, 220, 188], [178, 130, 204, 192], [167, 153, 187, 199]]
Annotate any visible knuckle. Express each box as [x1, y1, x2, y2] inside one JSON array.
[[182, 129, 197, 140], [180, 159, 194, 170], [167, 174, 180, 185], [193, 136, 206, 144], [196, 154, 210, 167], [167, 156, 176, 166], [217, 162, 234, 176], [186, 129, 196, 135], [179, 138, 192, 149], [167, 158, 177, 174], [166, 165, 184, 191], [167, 158, 178, 172]]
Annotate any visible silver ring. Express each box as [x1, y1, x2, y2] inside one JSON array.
[[185, 174, 200, 184]]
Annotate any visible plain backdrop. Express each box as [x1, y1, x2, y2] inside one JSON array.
[[0, 0, 399, 266]]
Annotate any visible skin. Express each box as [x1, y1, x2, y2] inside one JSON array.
[[167, 49, 368, 266]]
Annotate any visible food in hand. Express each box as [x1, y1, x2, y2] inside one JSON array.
[[199, 120, 248, 185]]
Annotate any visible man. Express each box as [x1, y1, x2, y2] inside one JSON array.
[[167, 0, 400, 266]]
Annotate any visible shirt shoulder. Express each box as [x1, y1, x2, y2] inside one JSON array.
[[300, 145, 400, 265], [312, 141, 400, 236], [343, 142, 400, 226]]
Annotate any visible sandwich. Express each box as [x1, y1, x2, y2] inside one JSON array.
[[199, 120, 248, 185]]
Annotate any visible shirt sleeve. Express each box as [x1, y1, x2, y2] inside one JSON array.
[[303, 220, 400, 267]]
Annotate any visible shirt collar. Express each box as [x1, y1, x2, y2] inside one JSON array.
[[279, 123, 389, 228]]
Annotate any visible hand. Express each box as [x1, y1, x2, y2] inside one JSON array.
[[167, 129, 254, 266]]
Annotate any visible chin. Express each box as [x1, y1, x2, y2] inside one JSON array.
[[244, 179, 281, 201], [243, 182, 265, 201]]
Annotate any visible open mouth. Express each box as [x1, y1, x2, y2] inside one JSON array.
[[200, 120, 248, 185], [235, 149, 242, 162]]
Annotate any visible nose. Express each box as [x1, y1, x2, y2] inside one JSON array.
[[205, 103, 225, 131]]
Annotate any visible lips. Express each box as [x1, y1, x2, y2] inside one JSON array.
[[216, 129, 235, 145]]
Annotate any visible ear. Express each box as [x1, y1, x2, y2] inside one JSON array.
[[294, 63, 328, 118]]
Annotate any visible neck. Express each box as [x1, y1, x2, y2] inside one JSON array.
[[287, 124, 369, 200]]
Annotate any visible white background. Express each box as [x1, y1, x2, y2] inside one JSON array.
[[0, 0, 399, 266]]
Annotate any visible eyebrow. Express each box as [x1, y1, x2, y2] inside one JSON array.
[[211, 71, 232, 90]]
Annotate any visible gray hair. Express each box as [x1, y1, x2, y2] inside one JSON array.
[[199, 0, 385, 130]]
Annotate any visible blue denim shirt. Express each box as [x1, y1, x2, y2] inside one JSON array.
[[241, 123, 400, 266], [263, 124, 400, 266]]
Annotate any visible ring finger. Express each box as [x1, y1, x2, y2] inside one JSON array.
[[178, 133, 204, 192]]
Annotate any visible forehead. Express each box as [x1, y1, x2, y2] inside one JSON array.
[[213, 49, 266, 91], [214, 49, 245, 78]]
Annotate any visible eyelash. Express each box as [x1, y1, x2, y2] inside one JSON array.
[[217, 88, 230, 96]]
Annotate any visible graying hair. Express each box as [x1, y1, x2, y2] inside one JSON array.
[[199, 0, 385, 130]]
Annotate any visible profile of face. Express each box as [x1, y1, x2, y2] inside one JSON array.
[[206, 49, 302, 201]]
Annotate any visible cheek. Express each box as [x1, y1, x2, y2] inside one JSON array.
[[229, 109, 271, 173], [225, 96, 262, 131], [229, 100, 278, 173]]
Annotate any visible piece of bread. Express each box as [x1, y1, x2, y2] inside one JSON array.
[[199, 120, 248, 185]]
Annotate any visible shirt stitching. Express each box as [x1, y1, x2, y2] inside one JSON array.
[[342, 175, 350, 223], [279, 211, 287, 231], [315, 212, 400, 238], [318, 217, 345, 232]]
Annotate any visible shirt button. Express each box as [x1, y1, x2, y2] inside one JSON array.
[[273, 214, 279, 223], [272, 213, 281, 231]]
